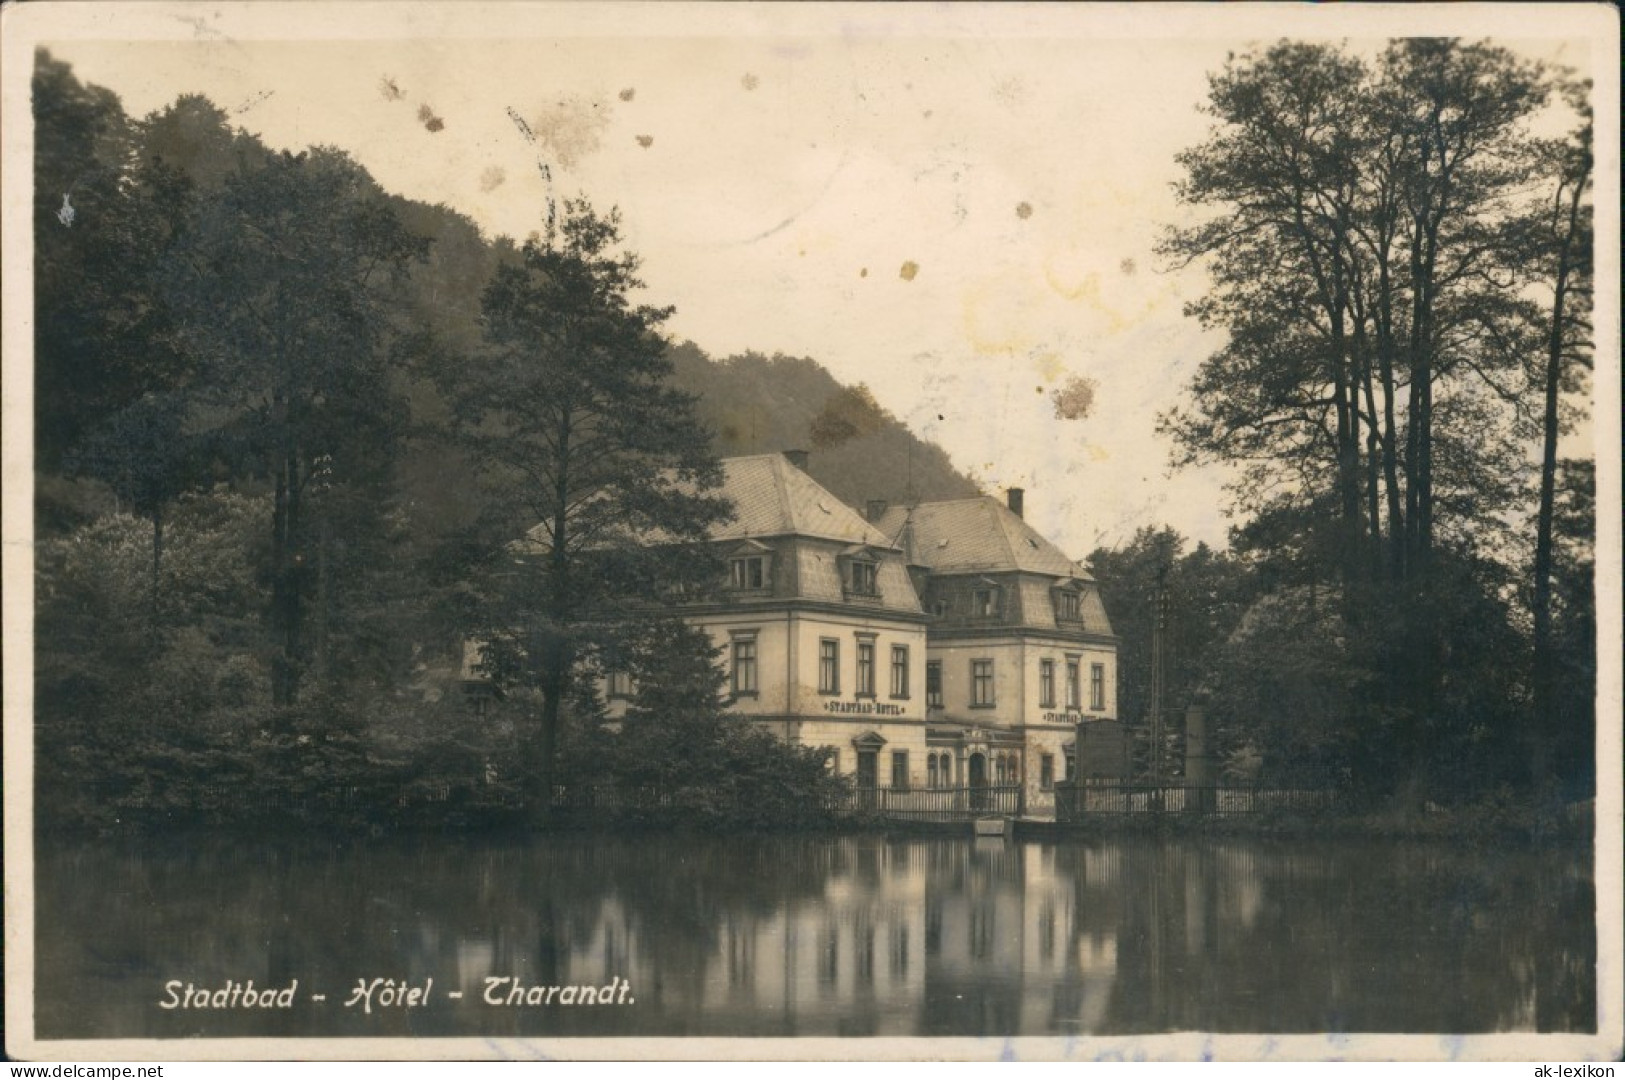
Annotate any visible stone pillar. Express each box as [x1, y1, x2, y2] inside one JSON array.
[[1184, 701, 1215, 813]]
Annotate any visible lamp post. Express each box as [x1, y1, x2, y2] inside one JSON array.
[[1148, 567, 1171, 808]]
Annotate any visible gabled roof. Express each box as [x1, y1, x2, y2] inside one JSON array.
[[712, 454, 897, 547], [875, 497, 1091, 579]]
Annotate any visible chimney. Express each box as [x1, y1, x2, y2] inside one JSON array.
[[1006, 487, 1025, 518], [783, 449, 809, 471], [866, 499, 889, 523]]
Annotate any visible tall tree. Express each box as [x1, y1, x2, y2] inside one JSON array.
[[1160, 38, 1574, 803], [57, 97, 247, 608], [444, 199, 730, 820], [1161, 41, 1372, 589], [1525, 81, 1594, 797], [164, 147, 428, 705]]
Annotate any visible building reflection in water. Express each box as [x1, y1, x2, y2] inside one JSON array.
[[35, 832, 1594, 1039]]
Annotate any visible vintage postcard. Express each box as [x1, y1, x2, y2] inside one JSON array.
[[3, 1, 1621, 1063]]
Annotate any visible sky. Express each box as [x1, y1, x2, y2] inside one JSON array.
[[20, 3, 1608, 558]]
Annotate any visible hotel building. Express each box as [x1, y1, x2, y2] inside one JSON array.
[[598, 452, 1119, 815]]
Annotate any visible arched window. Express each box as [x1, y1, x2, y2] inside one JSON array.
[[927, 755, 938, 790]]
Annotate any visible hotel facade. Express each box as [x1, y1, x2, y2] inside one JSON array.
[[600, 452, 1119, 816]]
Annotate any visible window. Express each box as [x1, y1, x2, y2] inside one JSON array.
[[607, 669, 633, 700], [1055, 590, 1081, 621], [1090, 663, 1106, 711], [731, 634, 758, 696], [890, 645, 909, 698], [848, 560, 879, 597], [1041, 753, 1055, 790], [971, 659, 995, 707], [972, 587, 999, 617], [1066, 656, 1081, 710], [855, 638, 876, 697], [891, 750, 909, 790], [1039, 659, 1055, 708], [927, 754, 938, 789], [730, 556, 766, 590], [819, 639, 840, 694], [929, 751, 953, 788], [926, 661, 943, 707]]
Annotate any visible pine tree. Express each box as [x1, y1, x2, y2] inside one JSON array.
[[443, 199, 731, 821]]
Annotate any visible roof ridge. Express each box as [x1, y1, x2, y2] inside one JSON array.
[[908, 495, 993, 508], [766, 455, 793, 534], [988, 497, 1024, 570]]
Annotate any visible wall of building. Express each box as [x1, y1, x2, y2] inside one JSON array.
[[1017, 642, 1118, 724], [687, 607, 933, 787], [926, 639, 1028, 728]]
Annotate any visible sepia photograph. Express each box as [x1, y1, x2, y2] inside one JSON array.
[[3, 1, 1620, 1063]]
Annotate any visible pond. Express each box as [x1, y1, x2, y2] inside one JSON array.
[[33, 830, 1595, 1040]]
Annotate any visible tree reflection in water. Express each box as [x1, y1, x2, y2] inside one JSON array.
[[35, 831, 1593, 1039]]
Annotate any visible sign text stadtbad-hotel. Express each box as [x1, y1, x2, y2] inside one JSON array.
[[823, 701, 906, 716]]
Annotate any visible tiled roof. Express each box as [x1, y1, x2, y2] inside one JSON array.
[[875, 497, 1090, 579], [713, 454, 897, 547]]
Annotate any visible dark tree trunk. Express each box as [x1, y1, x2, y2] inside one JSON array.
[[271, 434, 304, 708], [530, 420, 576, 825], [150, 505, 164, 620], [1531, 162, 1587, 799]]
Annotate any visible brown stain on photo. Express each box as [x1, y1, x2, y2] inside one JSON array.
[[379, 76, 403, 102], [526, 95, 612, 168], [479, 166, 506, 192], [635, 135, 654, 149], [1016, 201, 1033, 220], [741, 73, 760, 91], [417, 105, 445, 133], [619, 87, 636, 102], [899, 260, 919, 282], [1050, 375, 1098, 421]]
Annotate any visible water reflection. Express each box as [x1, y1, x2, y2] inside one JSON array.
[[35, 831, 1594, 1039]]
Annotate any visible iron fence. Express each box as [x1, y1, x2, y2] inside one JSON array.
[[1053, 780, 1338, 820], [822, 784, 1024, 821]]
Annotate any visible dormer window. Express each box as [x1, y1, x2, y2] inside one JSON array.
[[972, 584, 1001, 617], [849, 560, 879, 596], [725, 540, 773, 593], [1055, 589, 1081, 622], [840, 545, 884, 600], [730, 556, 765, 590]]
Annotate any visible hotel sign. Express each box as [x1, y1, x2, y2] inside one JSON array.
[[824, 700, 906, 716]]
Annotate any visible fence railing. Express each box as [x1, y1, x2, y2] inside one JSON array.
[[822, 784, 1024, 821], [1053, 780, 1338, 820]]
